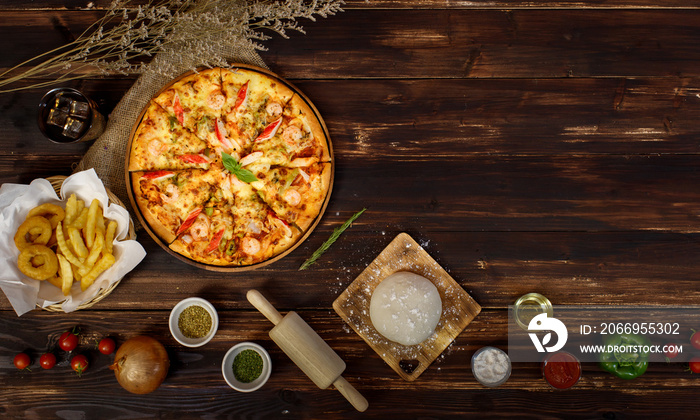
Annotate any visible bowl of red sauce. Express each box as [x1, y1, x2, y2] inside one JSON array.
[[542, 351, 581, 390]]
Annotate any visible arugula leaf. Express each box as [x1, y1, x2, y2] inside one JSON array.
[[222, 152, 257, 183], [299, 208, 367, 271]]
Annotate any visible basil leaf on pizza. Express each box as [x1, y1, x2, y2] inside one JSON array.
[[222, 152, 257, 183]]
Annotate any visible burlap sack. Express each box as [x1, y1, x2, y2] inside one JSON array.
[[74, 42, 267, 229]]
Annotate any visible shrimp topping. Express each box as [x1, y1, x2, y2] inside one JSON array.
[[282, 125, 303, 146], [189, 213, 210, 241], [266, 101, 283, 117], [148, 140, 166, 157], [283, 189, 302, 206], [160, 184, 180, 204], [207, 91, 225, 110], [241, 236, 261, 255]]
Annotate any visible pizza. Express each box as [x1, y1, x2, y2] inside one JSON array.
[[128, 67, 332, 267]]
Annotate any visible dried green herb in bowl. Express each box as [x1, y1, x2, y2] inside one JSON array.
[[178, 305, 213, 339], [233, 349, 264, 383], [222, 342, 272, 392], [169, 297, 219, 347]]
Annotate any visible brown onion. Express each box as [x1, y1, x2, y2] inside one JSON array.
[[110, 336, 169, 394]]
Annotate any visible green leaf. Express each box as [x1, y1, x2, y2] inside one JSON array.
[[222, 152, 257, 183], [222, 152, 239, 171], [299, 208, 367, 271], [235, 167, 258, 183], [168, 115, 178, 131]]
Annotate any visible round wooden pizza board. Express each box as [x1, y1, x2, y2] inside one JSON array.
[[124, 64, 334, 271]]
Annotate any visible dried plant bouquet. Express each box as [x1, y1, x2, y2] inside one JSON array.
[[0, 0, 343, 93]]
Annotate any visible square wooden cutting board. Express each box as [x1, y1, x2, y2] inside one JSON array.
[[333, 232, 481, 381]]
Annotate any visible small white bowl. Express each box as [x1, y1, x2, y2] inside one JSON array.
[[471, 346, 512, 387], [222, 342, 271, 392], [169, 297, 219, 347]]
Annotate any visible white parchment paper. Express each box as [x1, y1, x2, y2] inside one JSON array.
[[0, 169, 146, 316]]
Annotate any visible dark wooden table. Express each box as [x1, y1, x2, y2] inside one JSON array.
[[3, 1, 700, 418]]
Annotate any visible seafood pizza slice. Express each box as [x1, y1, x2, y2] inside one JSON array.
[[168, 191, 238, 266], [128, 101, 215, 171], [220, 67, 295, 151], [130, 168, 222, 244], [225, 174, 301, 266], [246, 162, 332, 233], [245, 94, 330, 169], [153, 68, 225, 138]]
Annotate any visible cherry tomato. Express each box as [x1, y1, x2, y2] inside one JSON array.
[[691, 331, 700, 350], [59, 330, 79, 352], [98, 337, 116, 355], [71, 354, 88, 376], [39, 353, 57, 369], [665, 343, 679, 359], [13, 353, 30, 370], [689, 357, 700, 374]]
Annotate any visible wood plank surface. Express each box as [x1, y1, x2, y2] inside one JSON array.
[[2, 1, 700, 418], [2, 310, 700, 418], [2, 10, 700, 79], [261, 9, 700, 78]]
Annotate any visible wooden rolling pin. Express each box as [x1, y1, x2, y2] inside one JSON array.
[[247, 289, 368, 412]]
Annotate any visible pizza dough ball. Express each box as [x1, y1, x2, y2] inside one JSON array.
[[369, 271, 442, 346]]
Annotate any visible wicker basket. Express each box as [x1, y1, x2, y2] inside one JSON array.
[[40, 175, 137, 312]]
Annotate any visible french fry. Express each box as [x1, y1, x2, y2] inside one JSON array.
[[64, 194, 78, 225], [79, 230, 104, 277], [80, 252, 115, 292], [64, 239, 78, 261], [68, 227, 89, 259], [96, 210, 105, 233], [56, 221, 85, 271], [76, 199, 85, 217], [85, 199, 100, 248], [57, 254, 73, 296], [104, 220, 117, 255], [70, 208, 89, 230]]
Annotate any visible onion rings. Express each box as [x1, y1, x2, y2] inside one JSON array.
[[14, 216, 53, 251], [27, 203, 65, 229], [17, 244, 58, 280]]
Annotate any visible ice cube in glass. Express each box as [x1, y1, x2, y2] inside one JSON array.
[[47, 108, 69, 127], [69, 100, 90, 119], [53, 93, 72, 111], [62, 117, 85, 139]]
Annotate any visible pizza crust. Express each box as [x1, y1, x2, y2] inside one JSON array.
[[169, 239, 231, 266], [130, 173, 177, 244], [294, 163, 332, 232]]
